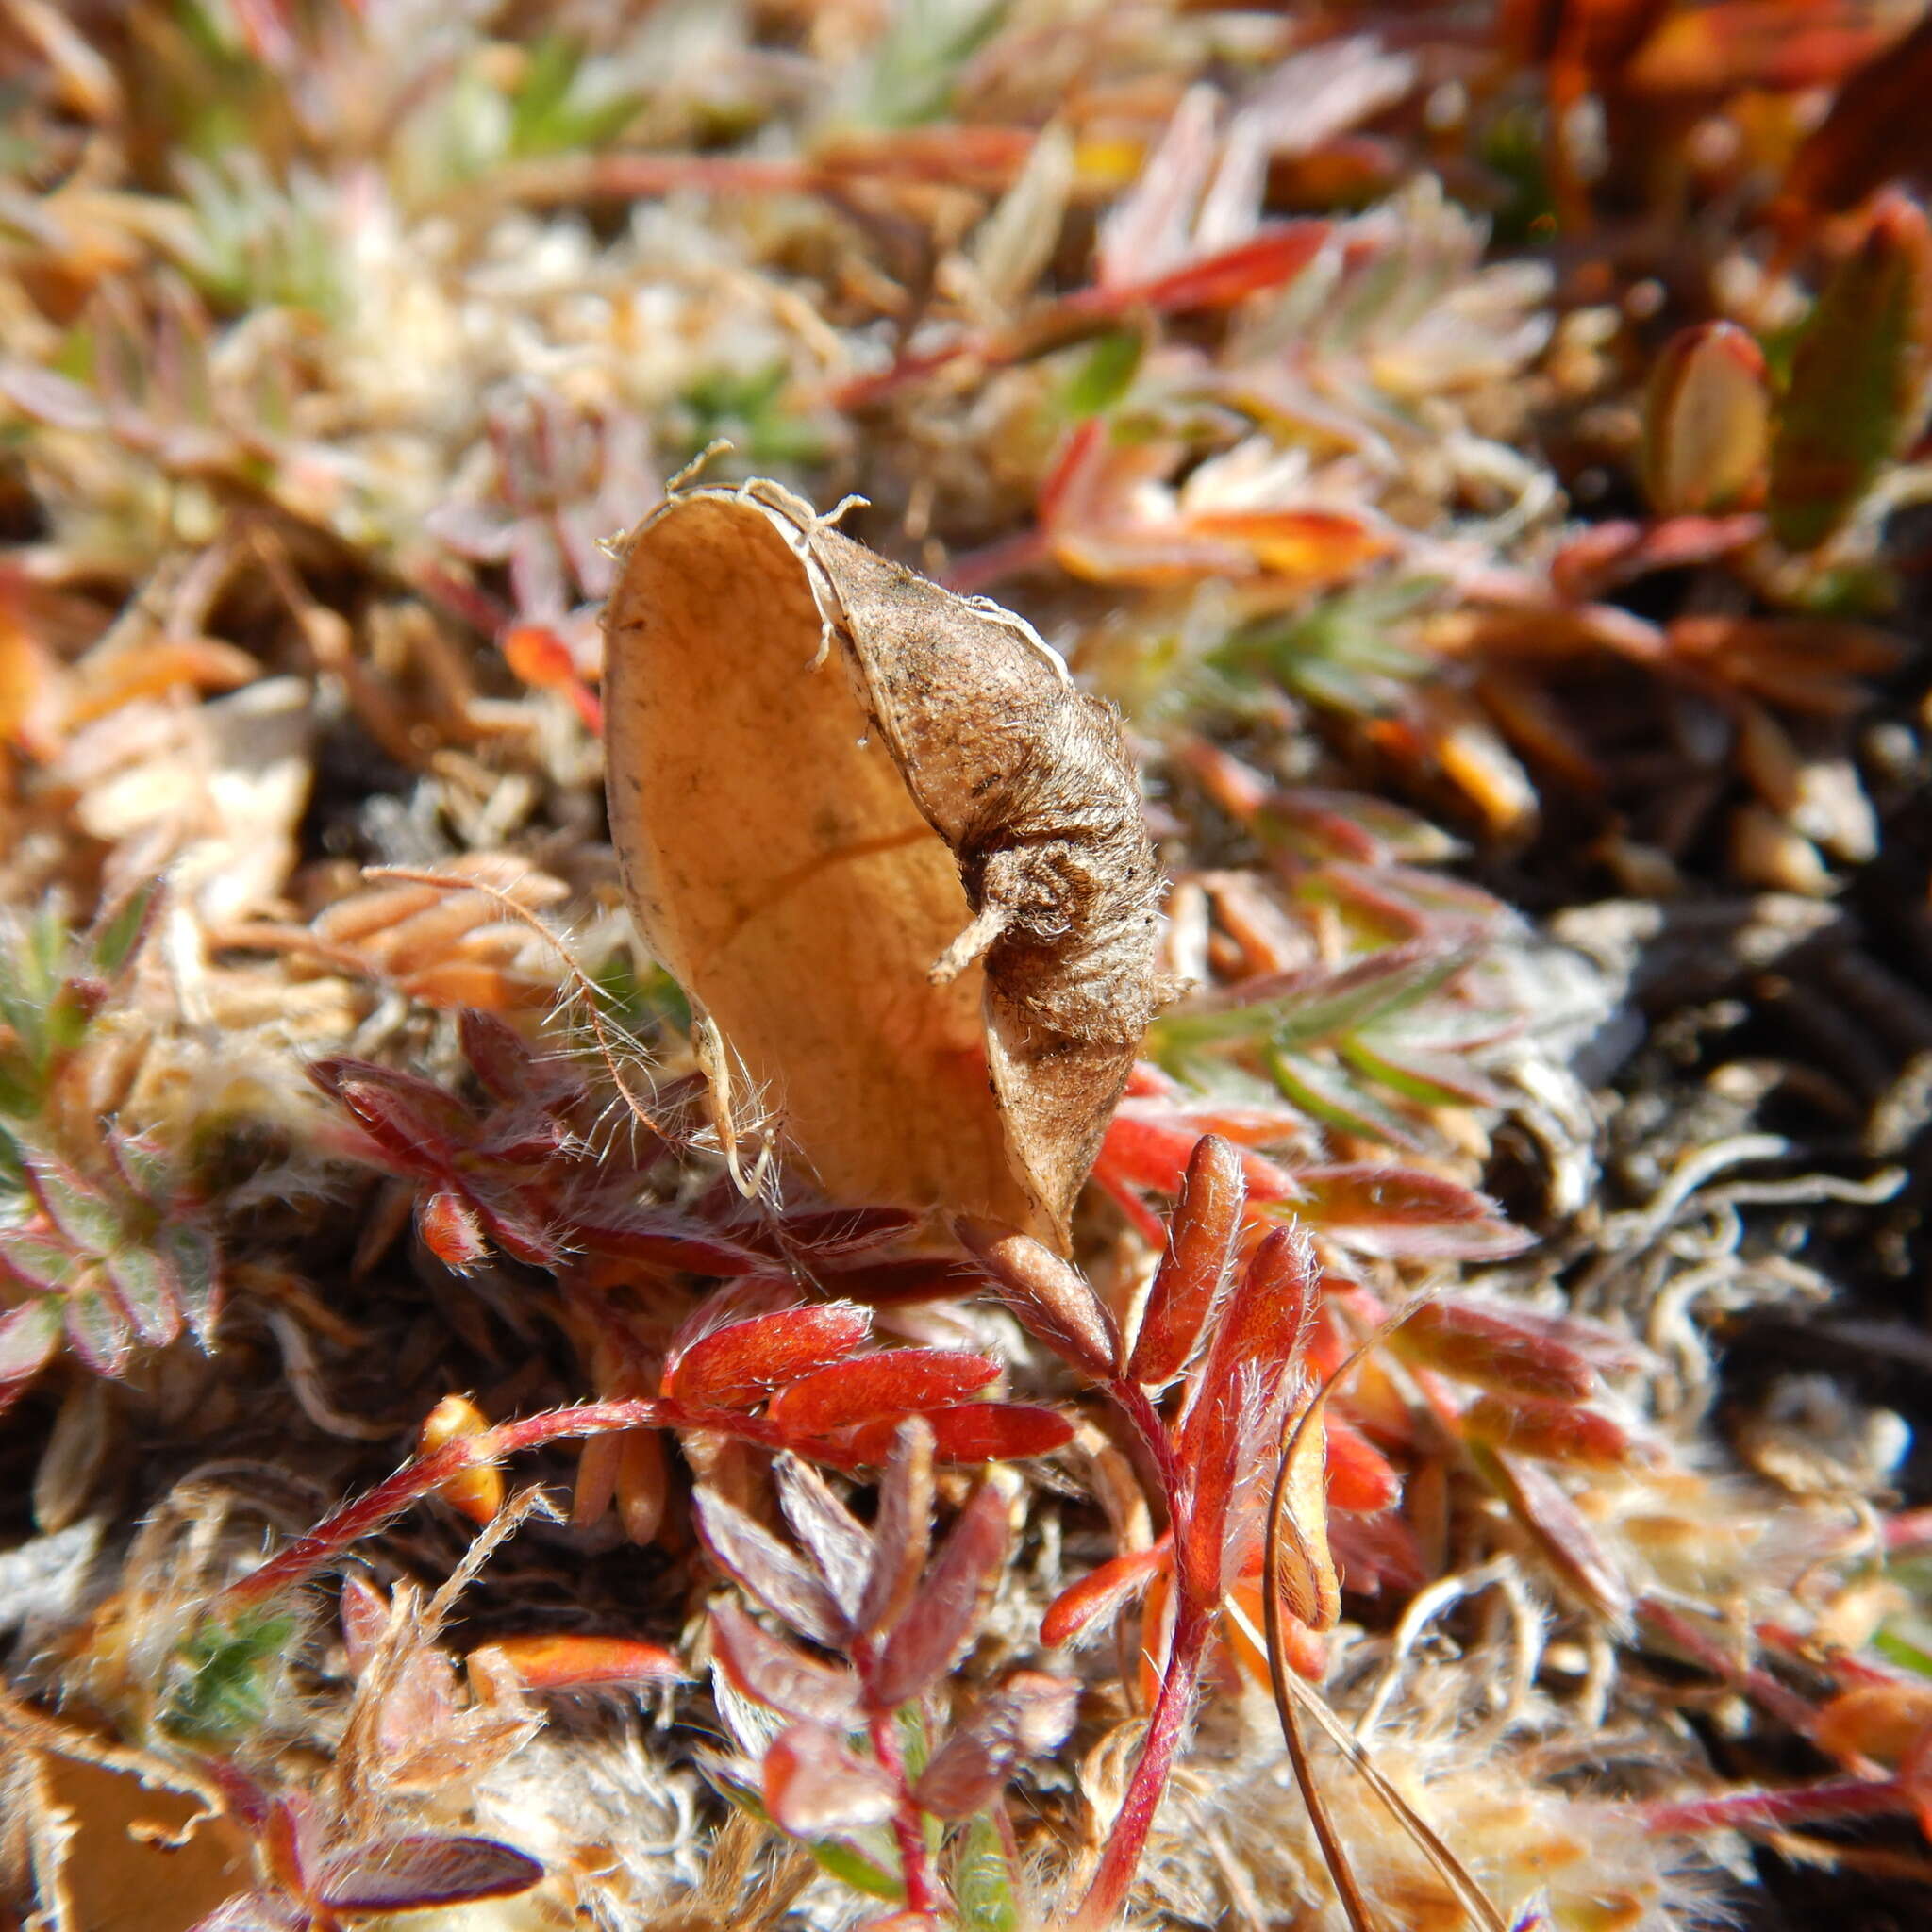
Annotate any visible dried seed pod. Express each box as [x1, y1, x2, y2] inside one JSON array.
[[603, 480, 1166, 1247]]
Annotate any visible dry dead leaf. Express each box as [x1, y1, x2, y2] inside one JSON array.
[[603, 480, 1167, 1248]]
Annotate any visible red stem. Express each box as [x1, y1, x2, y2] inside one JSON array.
[[867, 1702, 942, 1918], [853, 1633, 943, 1919], [1067, 1600, 1212, 1932], [1641, 1774, 1910, 1837], [215, 1398, 863, 1614]]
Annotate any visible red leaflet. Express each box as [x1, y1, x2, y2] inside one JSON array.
[[567, 1209, 763, 1274], [316, 1837, 542, 1912], [339, 1576, 389, 1673], [1040, 1538, 1169, 1649], [1064, 224, 1329, 319], [957, 1219, 1119, 1375], [467, 1634, 685, 1690], [872, 1482, 1010, 1709], [1297, 1166, 1531, 1261], [857, 1420, 935, 1638], [1176, 1225, 1320, 1603], [1461, 1393, 1644, 1471], [693, 1490, 848, 1647], [1477, 1446, 1634, 1634], [420, 1191, 491, 1272], [0, 1300, 63, 1409], [1327, 1507, 1426, 1598], [666, 1304, 873, 1409], [1324, 1415, 1402, 1515], [63, 1292, 134, 1379], [710, 1600, 861, 1725], [767, 1349, 1000, 1436], [910, 1671, 1080, 1820], [1100, 1108, 1303, 1201], [454, 1007, 540, 1104], [737, 1206, 922, 1257], [896, 1403, 1073, 1464], [309, 1061, 473, 1168], [763, 1723, 899, 1836], [1392, 1300, 1597, 1403], [817, 1257, 983, 1304], [1129, 1134, 1244, 1384]]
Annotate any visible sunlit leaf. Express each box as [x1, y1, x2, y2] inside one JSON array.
[[958, 1219, 1118, 1376], [1129, 1134, 1243, 1384], [668, 1304, 873, 1409], [767, 1349, 1000, 1436]]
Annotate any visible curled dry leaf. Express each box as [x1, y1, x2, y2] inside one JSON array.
[[603, 480, 1169, 1248]]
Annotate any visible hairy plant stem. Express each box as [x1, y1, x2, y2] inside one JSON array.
[[1067, 1599, 1212, 1932], [216, 1397, 859, 1614]]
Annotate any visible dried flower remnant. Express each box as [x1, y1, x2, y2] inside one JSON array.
[[603, 479, 1168, 1250]]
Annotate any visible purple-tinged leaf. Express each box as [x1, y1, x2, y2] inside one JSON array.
[[456, 1008, 541, 1103], [1474, 1444, 1635, 1637], [316, 1835, 542, 1910], [1130, 1134, 1244, 1384], [1296, 1166, 1530, 1261], [815, 1257, 984, 1305], [767, 1350, 1000, 1436], [857, 1420, 935, 1638], [104, 1245, 184, 1348], [911, 1670, 1080, 1820], [775, 1455, 872, 1617], [0, 1297, 63, 1406], [25, 1160, 122, 1253], [308, 1060, 475, 1161], [469, 1191, 567, 1270], [566, 1208, 763, 1274], [763, 1723, 899, 1836], [872, 1481, 1009, 1708], [158, 1218, 222, 1345], [667, 1304, 872, 1410], [1392, 1300, 1596, 1402], [0, 1227, 82, 1295], [0, 361, 105, 430], [711, 1600, 862, 1724], [958, 1219, 1118, 1376], [63, 1288, 134, 1378], [739, 1206, 922, 1258], [694, 1489, 847, 1647]]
